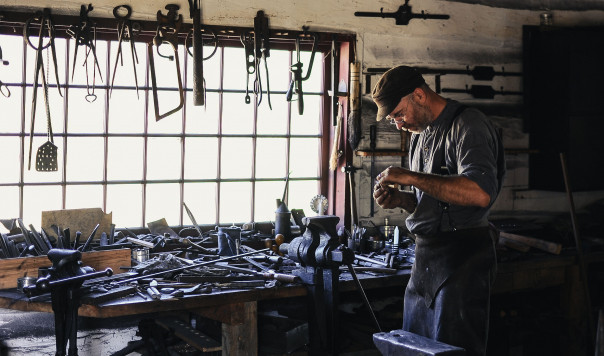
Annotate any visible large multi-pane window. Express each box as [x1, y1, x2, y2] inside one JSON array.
[[0, 20, 331, 229]]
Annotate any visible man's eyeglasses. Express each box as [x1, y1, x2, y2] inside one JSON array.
[[386, 96, 410, 124]]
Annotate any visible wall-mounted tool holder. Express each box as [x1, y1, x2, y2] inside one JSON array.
[[354, 0, 450, 26]]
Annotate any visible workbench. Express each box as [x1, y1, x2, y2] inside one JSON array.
[[0, 250, 601, 355]]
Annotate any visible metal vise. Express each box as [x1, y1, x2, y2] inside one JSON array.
[[279, 215, 354, 355]]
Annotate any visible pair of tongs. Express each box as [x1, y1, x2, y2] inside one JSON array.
[[148, 4, 185, 121]]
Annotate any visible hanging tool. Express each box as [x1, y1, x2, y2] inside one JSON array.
[[348, 62, 362, 150], [240, 30, 255, 105], [23, 9, 62, 171], [0, 45, 10, 98], [342, 165, 359, 228], [253, 10, 271, 109], [67, 3, 103, 99], [286, 26, 318, 115], [110, 5, 140, 98], [148, 4, 185, 121], [441, 84, 522, 99], [187, 0, 204, 106], [369, 124, 377, 217], [329, 102, 343, 171], [354, 0, 450, 26]]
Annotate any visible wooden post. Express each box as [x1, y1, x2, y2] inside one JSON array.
[[221, 301, 257, 356]]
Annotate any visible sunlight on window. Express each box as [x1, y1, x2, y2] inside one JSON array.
[[66, 137, 104, 181], [146, 183, 181, 226], [0, 34, 23, 83], [291, 95, 322, 135], [108, 89, 145, 133], [23, 185, 62, 225], [185, 137, 218, 179], [68, 88, 105, 133], [66, 184, 103, 209], [147, 137, 182, 180], [290, 138, 320, 178], [257, 93, 289, 135], [254, 181, 287, 222], [222, 93, 254, 134], [185, 92, 220, 134], [106, 184, 142, 228], [183, 182, 217, 225], [107, 137, 144, 181], [0, 137, 21, 183], [0, 91, 22, 133], [255, 138, 287, 178], [0, 187, 19, 221], [221, 138, 253, 179], [220, 182, 251, 224]]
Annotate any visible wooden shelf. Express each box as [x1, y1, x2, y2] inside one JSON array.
[[355, 150, 408, 157]]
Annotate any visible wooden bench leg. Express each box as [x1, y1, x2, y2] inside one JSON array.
[[221, 301, 257, 356]]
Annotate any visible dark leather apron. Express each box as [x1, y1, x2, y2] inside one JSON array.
[[403, 226, 497, 356]]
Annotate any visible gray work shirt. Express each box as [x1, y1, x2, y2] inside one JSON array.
[[406, 100, 505, 235]]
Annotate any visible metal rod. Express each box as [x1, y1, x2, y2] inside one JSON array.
[[560, 152, 595, 344], [116, 248, 271, 284], [346, 263, 381, 332]]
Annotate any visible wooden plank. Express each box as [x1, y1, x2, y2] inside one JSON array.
[[0, 249, 131, 289], [498, 236, 530, 252], [499, 232, 562, 254], [221, 301, 257, 356]]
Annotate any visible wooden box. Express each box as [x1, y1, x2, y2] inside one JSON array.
[[0, 249, 131, 289]]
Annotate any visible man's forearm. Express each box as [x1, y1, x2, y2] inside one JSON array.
[[407, 171, 490, 207]]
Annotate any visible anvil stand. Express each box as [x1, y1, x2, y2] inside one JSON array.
[[281, 215, 380, 355], [25, 249, 112, 356]]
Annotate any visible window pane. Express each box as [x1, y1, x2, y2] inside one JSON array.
[[0, 89, 22, 133], [222, 47, 246, 90], [108, 89, 145, 133], [185, 137, 218, 179], [219, 181, 251, 224], [67, 89, 105, 134], [266, 49, 292, 93], [257, 93, 288, 135], [65, 184, 103, 209], [290, 138, 320, 178], [185, 92, 219, 134], [288, 180, 321, 216], [23, 139, 63, 183], [146, 183, 180, 226], [147, 90, 184, 133], [107, 137, 143, 181], [256, 138, 286, 178], [66, 137, 104, 181], [0, 186, 19, 222], [222, 93, 254, 134], [25, 38, 67, 85], [147, 137, 182, 180], [183, 182, 217, 225], [0, 34, 23, 83], [254, 181, 284, 223], [291, 95, 321, 134], [107, 184, 142, 228], [221, 138, 252, 179], [0, 137, 21, 183], [108, 41, 147, 91], [23, 185, 62, 226]]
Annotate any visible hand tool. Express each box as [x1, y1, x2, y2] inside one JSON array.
[[29, 224, 51, 253], [240, 30, 255, 105], [348, 62, 362, 149], [79, 223, 99, 252], [253, 10, 271, 109], [329, 102, 343, 171], [73, 231, 82, 250], [16, 218, 38, 254], [183, 202, 211, 242], [0, 44, 10, 97], [354, 0, 450, 26], [110, 5, 140, 98], [187, 0, 204, 106], [116, 248, 270, 285], [342, 165, 359, 227], [148, 4, 185, 121], [221, 261, 300, 283], [67, 3, 103, 103], [146, 279, 162, 300], [24, 9, 61, 171], [286, 26, 318, 115]]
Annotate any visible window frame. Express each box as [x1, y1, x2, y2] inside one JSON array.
[[0, 8, 354, 228]]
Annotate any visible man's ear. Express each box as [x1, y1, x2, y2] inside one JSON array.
[[412, 87, 426, 104]]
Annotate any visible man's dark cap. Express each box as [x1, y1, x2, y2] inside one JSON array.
[[372, 66, 425, 121]]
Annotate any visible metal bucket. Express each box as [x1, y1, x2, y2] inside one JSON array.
[[132, 248, 150, 263]]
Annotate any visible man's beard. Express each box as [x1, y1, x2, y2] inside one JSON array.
[[408, 99, 433, 133]]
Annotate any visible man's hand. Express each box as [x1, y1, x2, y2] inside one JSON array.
[[373, 183, 402, 209], [375, 166, 412, 187]]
